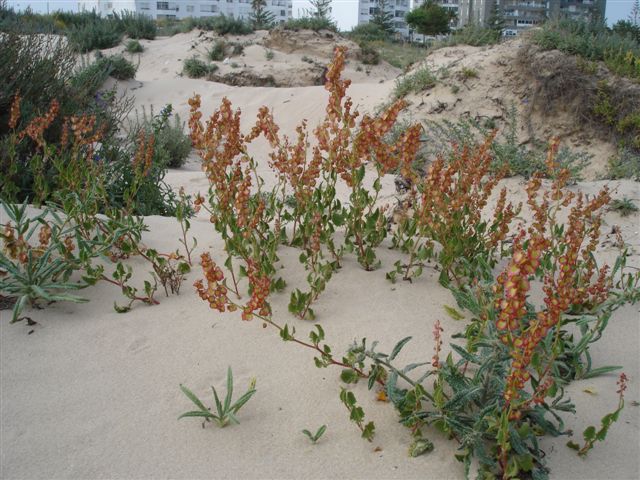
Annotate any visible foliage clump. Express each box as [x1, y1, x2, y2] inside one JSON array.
[[187, 47, 640, 480], [183, 56, 218, 79]]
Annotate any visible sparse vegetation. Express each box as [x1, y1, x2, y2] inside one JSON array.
[[282, 17, 337, 32], [182, 56, 218, 79], [179, 367, 257, 428], [100, 54, 137, 80], [125, 39, 144, 54], [609, 197, 639, 216], [392, 65, 438, 98], [532, 19, 640, 81], [208, 40, 227, 62], [357, 43, 380, 65], [187, 48, 640, 479], [265, 49, 275, 61]]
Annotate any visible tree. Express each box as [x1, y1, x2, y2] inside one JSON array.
[[308, 0, 332, 20], [612, 19, 640, 42], [371, 0, 395, 35], [487, 0, 505, 39], [406, 1, 451, 37], [629, 0, 640, 26], [249, 0, 275, 30]]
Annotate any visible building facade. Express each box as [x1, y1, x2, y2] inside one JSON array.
[[357, 0, 412, 37], [357, 0, 606, 38], [7, 1, 292, 23]]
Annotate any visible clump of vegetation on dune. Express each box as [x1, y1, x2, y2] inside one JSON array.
[[0, 3, 157, 51], [180, 47, 640, 477], [1, 28, 197, 321]]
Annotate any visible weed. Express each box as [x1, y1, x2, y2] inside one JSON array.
[[208, 40, 227, 62], [179, 367, 257, 428], [302, 424, 327, 444], [282, 17, 337, 32], [183, 56, 217, 78], [125, 39, 144, 54], [609, 197, 638, 216], [392, 66, 437, 99], [358, 43, 380, 65], [459, 67, 479, 80], [189, 48, 640, 479], [301, 55, 314, 64], [265, 49, 274, 61], [607, 147, 640, 179], [101, 54, 137, 80]]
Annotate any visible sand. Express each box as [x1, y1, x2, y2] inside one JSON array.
[[1, 31, 640, 480]]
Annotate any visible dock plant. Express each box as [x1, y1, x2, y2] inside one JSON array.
[[191, 47, 640, 479]]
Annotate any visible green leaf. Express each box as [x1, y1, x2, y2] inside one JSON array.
[[178, 411, 215, 420], [408, 438, 434, 457], [583, 425, 596, 442], [224, 366, 234, 412], [444, 305, 465, 321], [581, 365, 622, 379], [340, 369, 359, 384], [389, 336, 412, 361], [567, 441, 581, 451], [179, 384, 209, 412], [362, 421, 375, 441], [231, 388, 257, 414]]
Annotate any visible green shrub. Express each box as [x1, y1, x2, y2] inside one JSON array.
[[208, 40, 227, 61], [265, 49, 274, 61], [100, 54, 137, 80], [182, 56, 217, 78], [442, 24, 501, 47], [184, 15, 253, 35], [66, 19, 123, 52], [423, 107, 590, 179], [607, 147, 640, 179], [125, 39, 144, 53], [281, 17, 337, 32], [392, 66, 437, 98], [349, 23, 389, 43], [157, 113, 192, 168], [117, 10, 156, 40], [230, 42, 244, 56], [531, 19, 640, 81], [357, 43, 380, 65]]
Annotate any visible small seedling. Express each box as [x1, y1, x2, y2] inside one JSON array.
[[302, 424, 327, 444], [179, 367, 256, 428]]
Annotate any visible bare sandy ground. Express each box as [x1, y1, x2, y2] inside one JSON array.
[[1, 32, 640, 480]]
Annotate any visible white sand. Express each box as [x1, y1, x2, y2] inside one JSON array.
[[1, 32, 639, 480]]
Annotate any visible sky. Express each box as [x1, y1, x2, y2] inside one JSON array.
[[5, 1, 638, 30]]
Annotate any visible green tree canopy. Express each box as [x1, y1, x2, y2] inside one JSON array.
[[406, 1, 451, 36], [250, 0, 275, 30], [371, 0, 395, 34]]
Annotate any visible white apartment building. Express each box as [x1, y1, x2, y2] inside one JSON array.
[[7, 1, 292, 23], [357, 0, 411, 37]]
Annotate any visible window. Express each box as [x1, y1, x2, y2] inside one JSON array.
[[157, 2, 169, 10], [200, 4, 218, 11], [186, 5, 194, 12], [369, 7, 379, 14], [280, 9, 285, 15], [139, 2, 150, 9], [395, 10, 404, 17]]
